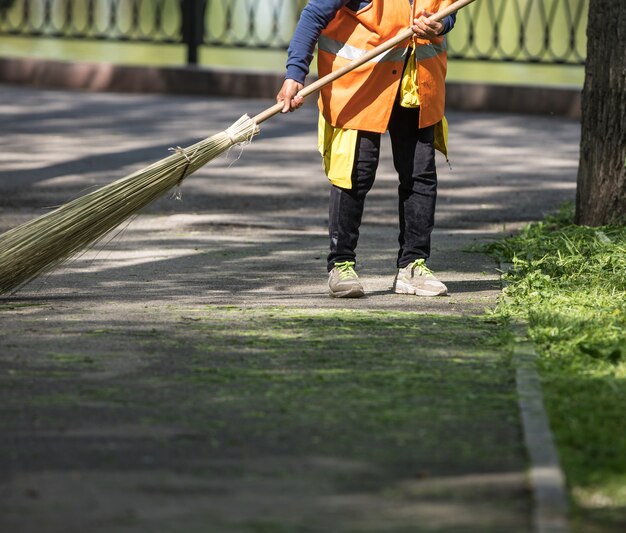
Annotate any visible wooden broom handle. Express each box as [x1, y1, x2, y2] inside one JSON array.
[[253, 0, 478, 125]]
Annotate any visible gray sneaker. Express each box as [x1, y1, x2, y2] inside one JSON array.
[[393, 259, 448, 296], [328, 261, 365, 298]]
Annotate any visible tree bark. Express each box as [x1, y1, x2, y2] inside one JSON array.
[[575, 0, 626, 226]]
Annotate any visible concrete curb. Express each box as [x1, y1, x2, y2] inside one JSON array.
[[0, 57, 286, 100], [446, 81, 581, 119], [500, 263, 570, 533], [513, 333, 570, 533], [0, 56, 581, 119]]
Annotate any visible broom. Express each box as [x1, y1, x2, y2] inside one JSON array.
[[0, 0, 476, 295]]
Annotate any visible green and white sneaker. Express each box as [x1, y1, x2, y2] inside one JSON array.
[[328, 261, 365, 298], [393, 259, 448, 297]]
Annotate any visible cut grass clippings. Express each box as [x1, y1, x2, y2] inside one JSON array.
[[0, 308, 531, 531], [482, 203, 626, 532]]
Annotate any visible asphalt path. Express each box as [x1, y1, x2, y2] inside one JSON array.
[[0, 84, 580, 532]]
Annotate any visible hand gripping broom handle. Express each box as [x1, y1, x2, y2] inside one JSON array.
[[252, 0, 477, 125]]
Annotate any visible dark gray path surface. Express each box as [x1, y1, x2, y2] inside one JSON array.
[[0, 86, 579, 312], [0, 85, 580, 532]]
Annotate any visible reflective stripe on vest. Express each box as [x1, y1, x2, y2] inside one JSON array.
[[318, 35, 447, 64], [318, 35, 408, 64]]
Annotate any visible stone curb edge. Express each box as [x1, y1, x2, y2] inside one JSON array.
[[0, 56, 581, 119], [500, 262, 570, 533]]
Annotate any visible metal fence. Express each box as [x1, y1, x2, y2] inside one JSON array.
[[0, 0, 588, 66]]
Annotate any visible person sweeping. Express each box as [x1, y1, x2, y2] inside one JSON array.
[[0, 1, 473, 296], [277, 0, 457, 298]]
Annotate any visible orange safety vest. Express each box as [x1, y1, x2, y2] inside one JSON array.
[[317, 0, 453, 132]]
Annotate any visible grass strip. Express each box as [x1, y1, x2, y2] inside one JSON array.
[[482, 204, 626, 532]]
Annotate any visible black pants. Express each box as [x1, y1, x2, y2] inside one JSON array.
[[327, 102, 438, 271]]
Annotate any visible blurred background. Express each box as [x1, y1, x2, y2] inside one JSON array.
[[0, 0, 587, 87]]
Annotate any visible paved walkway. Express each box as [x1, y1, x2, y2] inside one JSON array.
[[0, 85, 580, 532]]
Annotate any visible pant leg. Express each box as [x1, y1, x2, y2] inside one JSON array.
[[327, 130, 380, 271], [387, 103, 438, 268]]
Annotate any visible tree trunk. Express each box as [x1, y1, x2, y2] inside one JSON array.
[[575, 0, 626, 226]]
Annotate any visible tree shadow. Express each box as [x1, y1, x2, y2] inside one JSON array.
[[0, 308, 532, 531]]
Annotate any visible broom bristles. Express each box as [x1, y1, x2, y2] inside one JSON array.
[[0, 114, 258, 295]]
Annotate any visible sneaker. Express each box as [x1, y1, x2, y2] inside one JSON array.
[[328, 261, 365, 298], [393, 259, 448, 296]]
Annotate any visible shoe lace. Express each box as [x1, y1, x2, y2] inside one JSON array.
[[410, 259, 433, 276], [335, 261, 358, 280]]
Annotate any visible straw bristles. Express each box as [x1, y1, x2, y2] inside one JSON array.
[[0, 114, 258, 295]]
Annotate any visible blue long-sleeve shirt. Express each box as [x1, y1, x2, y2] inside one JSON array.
[[286, 0, 457, 84]]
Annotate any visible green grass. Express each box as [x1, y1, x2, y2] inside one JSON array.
[[483, 204, 626, 531]]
